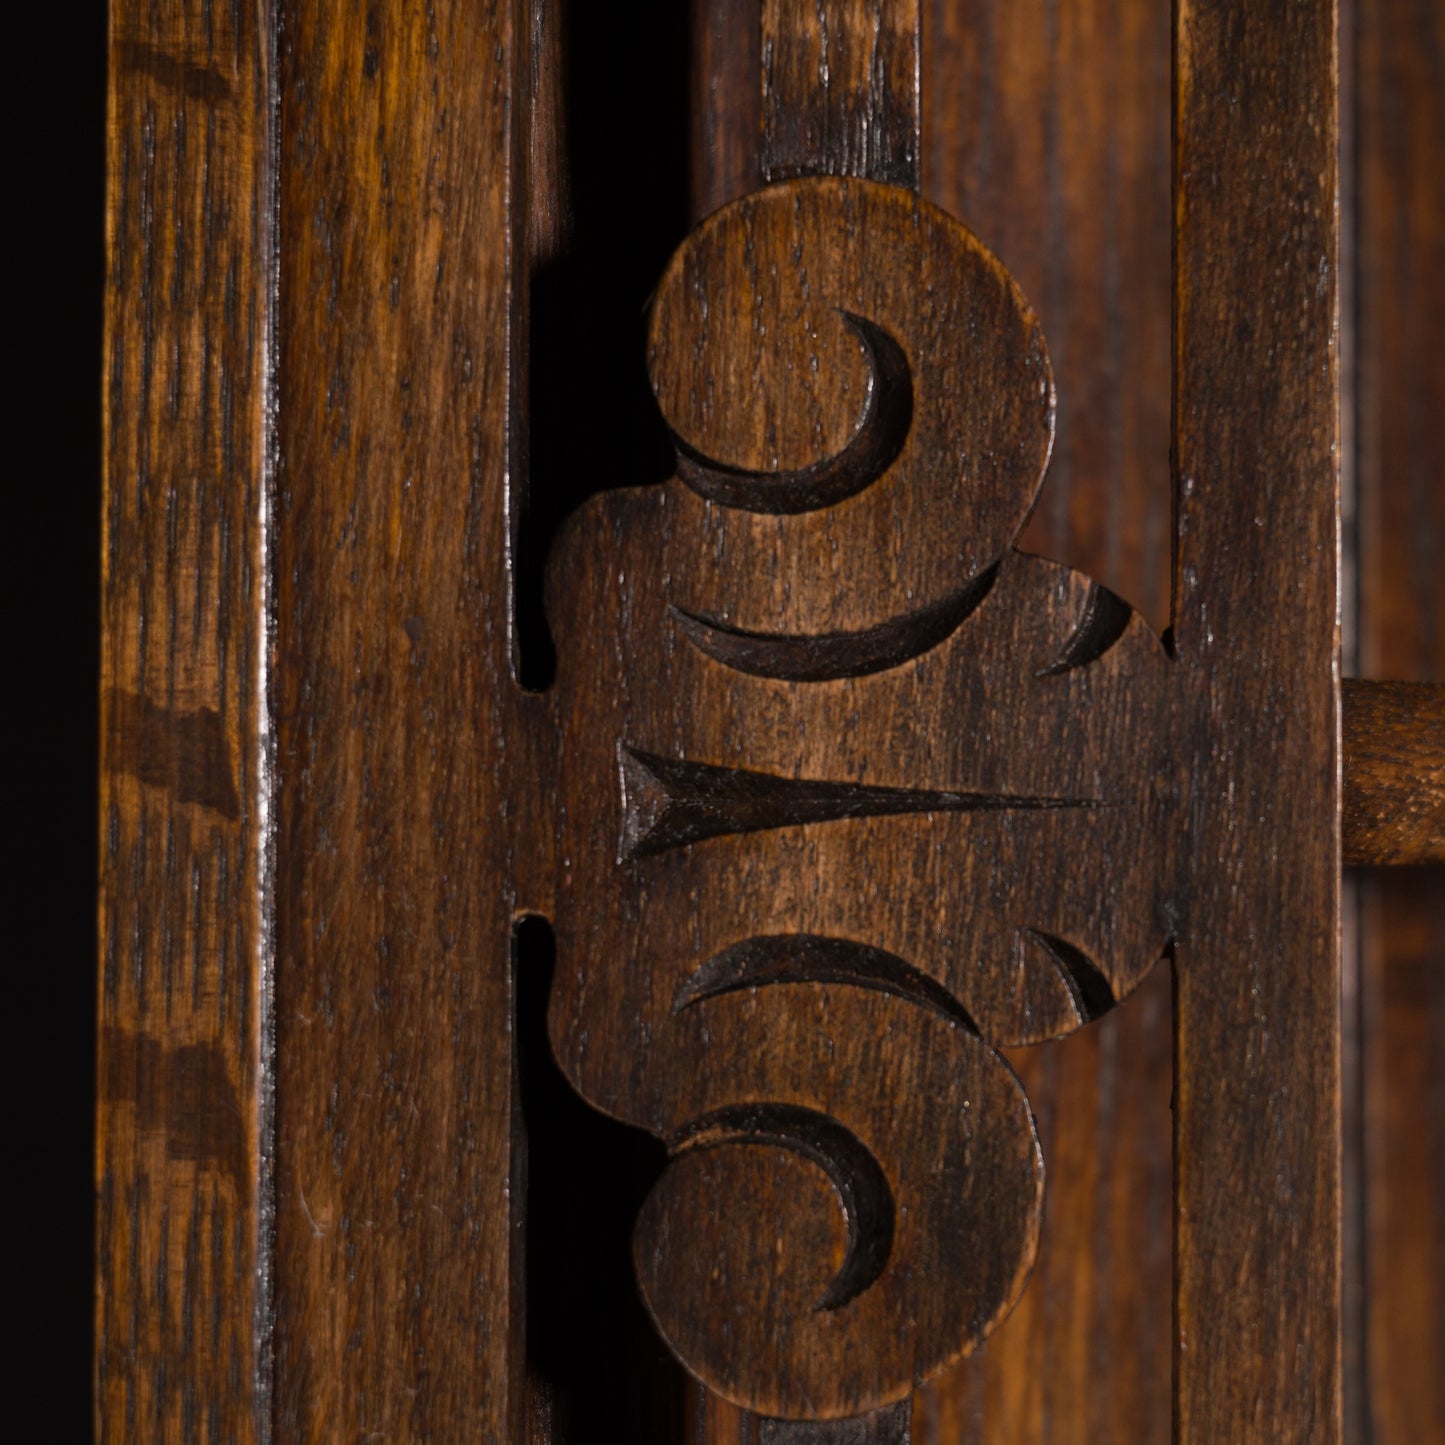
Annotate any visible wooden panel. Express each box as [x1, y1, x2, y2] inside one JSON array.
[[271, 2, 532, 1440], [1355, 0, 1445, 1435], [1173, 2, 1341, 1440], [97, 2, 275, 1440], [916, 3, 1174, 1439]]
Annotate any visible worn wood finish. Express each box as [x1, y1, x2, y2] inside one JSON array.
[[1173, 2, 1341, 1440], [271, 2, 537, 1440], [916, 2, 1174, 1436], [1355, 0, 1445, 1433], [761, 0, 920, 191], [97, 2, 275, 1440], [1342, 681, 1445, 865]]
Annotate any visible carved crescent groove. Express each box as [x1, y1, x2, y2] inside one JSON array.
[[674, 933, 983, 1034], [1018, 927, 1119, 1024], [669, 563, 998, 681], [672, 311, 913, 514], [667, 1103, 895, 1311], [1037, 580, 1134, 676]]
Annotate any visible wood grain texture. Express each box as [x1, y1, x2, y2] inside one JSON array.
[[271, 2, 538, 1440], [693, 0, 762, 220], [98, 2, 275, 1440], [1342, 681, 1445, 865], [96, 1, 1374, 1437], [916, 3, 1174, 1436], [762, 0, 920, 190], [1354, 0, 1445, 1433], [679, 11, 927, 1434], [1173, 2, 1341, 1440]]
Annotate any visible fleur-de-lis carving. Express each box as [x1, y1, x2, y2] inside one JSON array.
[[546, 176, 1180, 1421]]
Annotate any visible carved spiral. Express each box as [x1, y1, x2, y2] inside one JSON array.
[[631, 976, 1042, 1418], [647, 176, 1055, 640]]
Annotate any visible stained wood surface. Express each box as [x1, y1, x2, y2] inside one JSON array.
[[270, 3, 534, 1440], [97, 2, 275, 1440], [96, 1, 1388, 1440], [1354, 0, 1445, 1434], [692, 0, 761, 220], [1173, 2, 1341, 1440], [761, 0, 920, 190], [1342, 681, 1445, 865], [916, 2, 1174, 1437], [547, 174, 1189, 1420]]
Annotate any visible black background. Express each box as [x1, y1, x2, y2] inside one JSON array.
[[12, 3, 105, 1439]]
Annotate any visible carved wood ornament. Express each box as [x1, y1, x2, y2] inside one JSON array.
[[547, 175, 1179, 1420]]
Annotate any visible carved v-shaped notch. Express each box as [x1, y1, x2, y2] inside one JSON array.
[[619, 744, 1102, 860]]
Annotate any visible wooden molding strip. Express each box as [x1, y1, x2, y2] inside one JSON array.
[[1343, 679, 1445, 865], [98, 3, 277, 1440]]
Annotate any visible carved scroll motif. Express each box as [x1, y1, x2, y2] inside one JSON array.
[[546, 177, 1180, 1420]]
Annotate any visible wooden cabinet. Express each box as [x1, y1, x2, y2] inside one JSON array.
[[95, 2, 1443, 1440]]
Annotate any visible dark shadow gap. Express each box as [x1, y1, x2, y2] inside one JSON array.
[[514, 914, 685, 1442], [14, 1, 106, 1430], [516, 0, 693, 690]]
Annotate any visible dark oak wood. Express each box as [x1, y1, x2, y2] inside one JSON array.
[[1354, 0, 1445, 1434], [678, 10, 930, 1434], [916, 4, 1175, 1437], [98, 0, 1413, 1439], [270, 3, 537, 1440], [761, 0, 920, 190], [547, 176, 1185, 1421], [692, 0, 762, 220], [1173, 2, 1341, 1440], [1342, 681, 1445, 865], [97, 2, 275, 1440]]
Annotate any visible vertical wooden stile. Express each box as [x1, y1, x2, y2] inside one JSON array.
[[1173, 2, 1342, 1439], [270, 2, 535, 1441], [98, 1, 277, 1440]]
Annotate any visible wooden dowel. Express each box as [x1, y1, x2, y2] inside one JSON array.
[[1343, 680, 1445, 865]]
